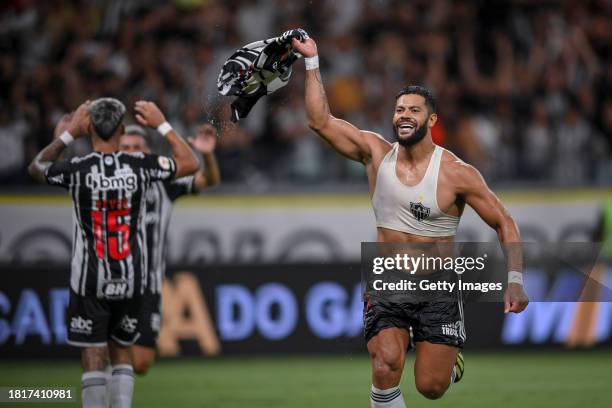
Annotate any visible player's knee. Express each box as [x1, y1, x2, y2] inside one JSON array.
[[132, 359, 152, 375], [415, 376, 448, 400], [371, 349, 403, 380], [131, 353, 155, 375]]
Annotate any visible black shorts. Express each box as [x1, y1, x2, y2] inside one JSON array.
[[134, 292, 161, 348], [363, 297, 466, 349], [67, 290, 143, 347]]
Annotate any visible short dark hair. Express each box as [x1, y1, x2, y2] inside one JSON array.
[[89, 97, 126, 141], [395, 85, 437, 113]]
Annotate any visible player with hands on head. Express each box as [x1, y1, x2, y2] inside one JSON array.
[[28, 97, 199, 408], [292, 34, 528, 408]]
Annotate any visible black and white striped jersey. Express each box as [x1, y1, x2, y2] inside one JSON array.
[[45, 151, 176, 298], [144, 176, 194, 294]]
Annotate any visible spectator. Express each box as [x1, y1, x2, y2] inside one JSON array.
[[0, 0, 609, 187]]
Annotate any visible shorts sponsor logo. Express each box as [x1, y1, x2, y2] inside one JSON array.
[[120, 316, 138, 333], [102, 280, 128, 299], [86, 171, 137, 192], [70, 316, 93, 335], [441, 323, 458, 337]]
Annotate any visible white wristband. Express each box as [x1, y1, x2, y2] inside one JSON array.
[[59, 131, 74, 146], [305, 55, 319, 70], [508, 271, 523, 285], [157, 122, 173, 136]]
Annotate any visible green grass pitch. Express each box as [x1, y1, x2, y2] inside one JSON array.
[[1, 351, 611, 407]]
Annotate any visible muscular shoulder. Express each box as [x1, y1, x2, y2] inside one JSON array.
[[439, 148, 486, 194], [362, 131, 392, 164]]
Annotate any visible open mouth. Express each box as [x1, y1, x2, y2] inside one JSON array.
[[397, 121, 416, 136]]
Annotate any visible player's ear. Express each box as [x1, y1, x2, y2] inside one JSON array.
[[428, 113, 438, 128], [119, 123, 125, 136]]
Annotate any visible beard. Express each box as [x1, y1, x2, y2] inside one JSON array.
[[394, 118, 429, 147]]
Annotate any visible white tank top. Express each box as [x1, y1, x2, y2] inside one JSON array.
[[372, 143, 460, 237]]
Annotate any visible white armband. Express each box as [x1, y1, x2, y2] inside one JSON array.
[[157, 122, 173, 137], [59, 131, 74, 146], [305, 55, 319, 71], [508, 271, 523, 285]]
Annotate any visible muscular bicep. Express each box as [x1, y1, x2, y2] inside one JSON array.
[[459, 165, 514, 232], [316, 116, 380, 163], [465, 186, 508, 230]]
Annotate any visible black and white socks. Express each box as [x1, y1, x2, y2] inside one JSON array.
[[370, 385, 406, 408]]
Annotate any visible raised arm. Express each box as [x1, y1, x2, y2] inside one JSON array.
[[187, 123, 221, 192], [134, 101, 199, 178], [28, 103, 90, 183], [454, 161, 529, 314], [291, 36, 382, 163]]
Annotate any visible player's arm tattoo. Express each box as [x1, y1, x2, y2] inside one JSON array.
[[28, 138, 68, 183]]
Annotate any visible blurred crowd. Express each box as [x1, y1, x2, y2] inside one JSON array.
[[1, 0, 611, 187]]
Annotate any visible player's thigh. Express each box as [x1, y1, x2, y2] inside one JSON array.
[[367, 327, 410, 370], [413, 341, 458, 383]]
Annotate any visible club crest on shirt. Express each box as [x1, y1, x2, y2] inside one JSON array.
[[104, 156, 114, 166], [409, 201, 431, 221]]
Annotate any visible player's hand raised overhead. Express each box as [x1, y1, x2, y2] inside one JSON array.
[[134, 101, 166, 128], [188, 124, 217, 154], [292, 37, 318, 58], [67, 101, 91, 138]]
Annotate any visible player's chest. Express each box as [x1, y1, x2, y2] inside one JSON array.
[[375, 159, 458, 216]]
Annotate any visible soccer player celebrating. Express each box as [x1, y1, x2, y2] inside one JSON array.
[[28, 98, 199, 408], [119, 119, 220, 375], [291, 35, 529, 407]]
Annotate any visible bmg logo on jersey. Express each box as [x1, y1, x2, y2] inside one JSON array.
[[70, 316, 93, 335], [102, 279, 128, 299], [120, 315, 138, 333], [86, 170, 137, 192]]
